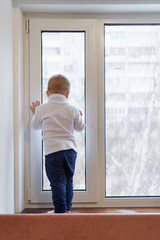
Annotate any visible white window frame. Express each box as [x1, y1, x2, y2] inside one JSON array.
[[98, 19, 160, 207], [26, 16, 160, 207], [29, 19, 98, 203]]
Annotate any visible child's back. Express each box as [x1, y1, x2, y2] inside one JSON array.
[[31, 93, 84, 155]]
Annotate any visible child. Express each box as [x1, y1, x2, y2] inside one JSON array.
[[30, 74, 84, 213]]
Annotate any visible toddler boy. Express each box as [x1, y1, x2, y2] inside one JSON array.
[[30, 74, 84, 213]]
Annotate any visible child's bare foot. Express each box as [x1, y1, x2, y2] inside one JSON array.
[[47, 210, 55, 214]]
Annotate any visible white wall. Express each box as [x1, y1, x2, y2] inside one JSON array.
[[13, 7, 24, 213], [0, 0, 14, 214]]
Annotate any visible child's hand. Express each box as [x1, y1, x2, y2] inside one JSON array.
[[30, 101, 40, 114], [79, 110, 83, 116]]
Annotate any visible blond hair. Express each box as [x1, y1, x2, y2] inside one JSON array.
[[47, 74, 70, 95]]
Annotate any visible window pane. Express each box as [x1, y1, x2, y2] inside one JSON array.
[[105, 25, 160, 197], [41, 31, 86, 191]]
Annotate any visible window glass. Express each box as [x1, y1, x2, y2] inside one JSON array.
[[105, 25, 160, 197], [41, 31, 86, 191]]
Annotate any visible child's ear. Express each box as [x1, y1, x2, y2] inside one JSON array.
[[46, 90, 49, 97], [66, 91, 70, 99]]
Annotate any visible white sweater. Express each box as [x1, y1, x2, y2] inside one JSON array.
[[30, 94, 85, 155]]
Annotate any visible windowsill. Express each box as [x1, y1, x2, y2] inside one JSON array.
[[21, 207, 160, 214]]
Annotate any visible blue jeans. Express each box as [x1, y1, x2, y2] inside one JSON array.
[[45, 149, 77, 213]]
